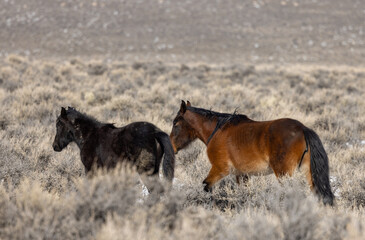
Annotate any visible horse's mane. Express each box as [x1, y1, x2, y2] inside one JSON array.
[[188, 106, 250, 122], [187, 106, 251, 143], [66, 108, 116, 129]]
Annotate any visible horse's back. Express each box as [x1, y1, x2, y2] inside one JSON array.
[[232, 118, 306, 156], [209, 118, 305, 148], [123, 121, 161, 136], [268, 118, 304, 135], [267, 118, 306, 150]]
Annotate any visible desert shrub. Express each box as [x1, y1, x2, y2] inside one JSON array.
[[87, 62, 107, 76], [0, 168, 148, 240], [0, 57, 364, 239]]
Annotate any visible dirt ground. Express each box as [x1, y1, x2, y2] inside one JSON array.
[[1, 0, 365, 65]]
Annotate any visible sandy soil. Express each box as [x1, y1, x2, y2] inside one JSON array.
[[1, 0, 365, 65]]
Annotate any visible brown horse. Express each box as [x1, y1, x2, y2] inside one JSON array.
[[170, 101, 334, 205]]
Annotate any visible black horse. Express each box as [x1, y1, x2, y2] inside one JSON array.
[[53, 107, 175, 189]]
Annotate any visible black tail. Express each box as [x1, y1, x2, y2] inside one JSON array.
[[303, 127, 334, 205], [155, 131, 175, 182]]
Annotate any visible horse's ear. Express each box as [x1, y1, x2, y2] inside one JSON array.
[[187, 101, 191, 107], [61, 107, 67, 119], [180, 100, 187, 114]]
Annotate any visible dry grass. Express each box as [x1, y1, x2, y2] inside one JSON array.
[[0, 55, 364, 239]]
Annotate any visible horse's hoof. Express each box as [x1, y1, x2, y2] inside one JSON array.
[[203, 181, 212, 192]]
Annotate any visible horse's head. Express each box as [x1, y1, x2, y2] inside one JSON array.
[[170, 100, 198, 154], [52, 107, 76, 152]]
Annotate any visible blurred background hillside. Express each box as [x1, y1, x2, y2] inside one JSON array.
[[1, 0, 364, 65]]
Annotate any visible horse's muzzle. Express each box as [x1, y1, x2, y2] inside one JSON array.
[[173, 146, 179, 154], [170, 139, 178, 154], [53, 143, 62, 152]]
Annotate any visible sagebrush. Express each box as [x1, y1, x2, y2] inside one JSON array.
[[0, 56, 364, 239]]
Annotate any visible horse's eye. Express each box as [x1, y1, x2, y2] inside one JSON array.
[[173, 116, 182, 126], [173, 124, 181, 133]]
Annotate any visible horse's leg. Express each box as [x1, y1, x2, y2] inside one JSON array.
[[235, 175, 240, 184], [140, 173, 164, 194], [299, 147, 314, 190], [271, 150, 315, 197], [203, 154, 231, 192], [154, 139, 163, 173], [203, 165, 230, 192], [270, 139, 309, 180], [271, 153, 297, 178], [81, 155, 93, 175], [236, 174, 249, 186], [271, 153, 299, 179], [203, 140, 231, 192]]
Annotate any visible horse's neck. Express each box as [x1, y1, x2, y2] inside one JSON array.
[[186, 112, 218, 145], [73, 121, 99, 149]]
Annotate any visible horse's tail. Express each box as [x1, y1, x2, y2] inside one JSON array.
[[155, 131, 175, 182], [303, 127, 334, 205]]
